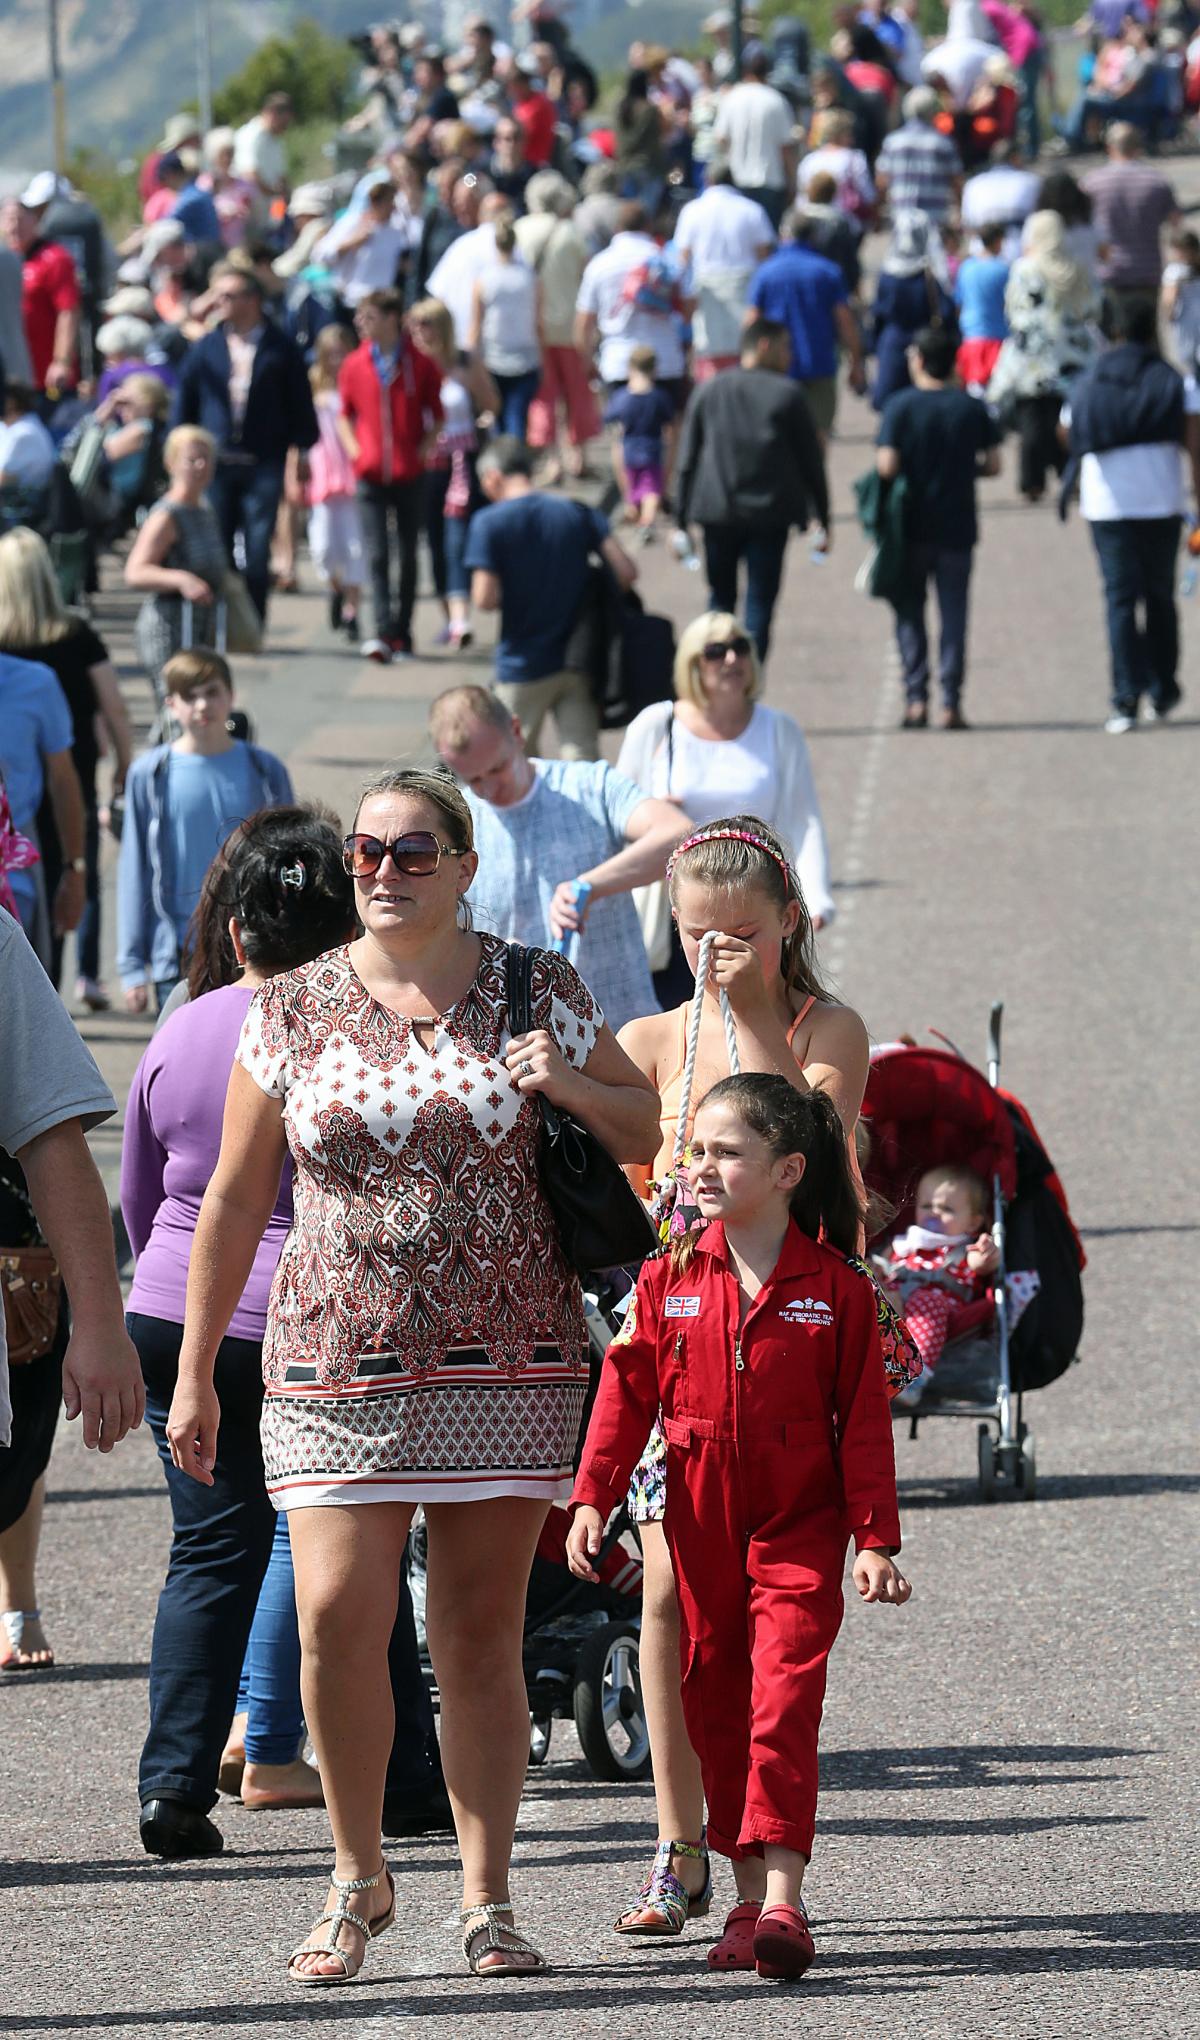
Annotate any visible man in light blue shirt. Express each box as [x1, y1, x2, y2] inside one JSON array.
[[430, 685, 690, 1032], [0, 648, 86, 943]]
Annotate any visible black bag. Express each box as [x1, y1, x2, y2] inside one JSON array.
[[565, 508, 675, 730], [506, 943, 658, 1278]]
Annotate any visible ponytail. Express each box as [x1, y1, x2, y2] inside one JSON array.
[[693, 1074, 863, 1257]]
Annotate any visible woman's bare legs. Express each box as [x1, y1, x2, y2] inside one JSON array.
[[286, 1501, 412, 1978], [0, 1475, 52, 1665], [424, 1495, 549, 1970], [631, 1522, 707, 1899]]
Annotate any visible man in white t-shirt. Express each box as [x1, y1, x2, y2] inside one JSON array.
[[673, 162, 776, 379], [426, 186, 511, 346], [314, 172, 408, 308], [233, 92, 293, 216], [712, 43, 798, 228], [960, 143, 1041, 260], [574, 202, 690, 396]]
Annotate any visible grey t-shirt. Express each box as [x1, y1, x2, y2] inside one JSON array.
[[0, 247, 33, 385], [0, 915, 115, 1443]]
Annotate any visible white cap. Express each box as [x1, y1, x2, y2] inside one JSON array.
[[19, 171, 68, 210], [287, 181, 333, 219]]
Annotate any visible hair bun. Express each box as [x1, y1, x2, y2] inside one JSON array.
[[279, 861, 307, 891]]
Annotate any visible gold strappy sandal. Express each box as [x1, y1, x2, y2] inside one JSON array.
[[460, 1901, 547, 1977], [287, 1862, 395, 1986]]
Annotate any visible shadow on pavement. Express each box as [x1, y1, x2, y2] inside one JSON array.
[[818, 1743, 1147, 1792], [899, 1471, 1200, 1506], [46, 1487, 161, 1506]]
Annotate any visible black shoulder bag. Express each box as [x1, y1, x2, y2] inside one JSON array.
[[506, 943, 658, 1278]]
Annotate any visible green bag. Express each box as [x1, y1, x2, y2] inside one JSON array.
[[852, 468, 911, 609]]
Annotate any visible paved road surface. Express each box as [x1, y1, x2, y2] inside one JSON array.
[[3, 300, 1197, 2039]]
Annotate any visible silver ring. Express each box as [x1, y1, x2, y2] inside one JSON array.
[[519, 1059, 534, 1078]]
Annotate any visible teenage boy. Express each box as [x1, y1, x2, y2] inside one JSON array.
[[337, 287, 443, 663], [116, 650, 292, 1012]]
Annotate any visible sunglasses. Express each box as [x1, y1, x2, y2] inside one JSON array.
[[702, 636, 751, 662], [341, 831, 464, 878]]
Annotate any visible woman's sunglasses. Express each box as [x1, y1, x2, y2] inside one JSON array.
[[702, 635, 752, 662], [342, 832, 464, 878]]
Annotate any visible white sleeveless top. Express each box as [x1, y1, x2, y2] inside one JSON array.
[[478, 260, 540, 376]]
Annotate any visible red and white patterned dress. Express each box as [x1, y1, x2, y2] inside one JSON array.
[[235, 936, 599, 1509]]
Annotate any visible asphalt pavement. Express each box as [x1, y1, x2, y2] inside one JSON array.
[[2, 241, 1198, 2039]]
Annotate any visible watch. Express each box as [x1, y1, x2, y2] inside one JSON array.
[[67, 857, 87, 874]]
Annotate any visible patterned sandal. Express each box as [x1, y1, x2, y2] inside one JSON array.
[[753, 1899, 815, 1980], [460, 1901, 547, 1977], [286, 1863, 395, 1986], [707, 1900, 763, 1971], [614, 1834, 712, 1936]]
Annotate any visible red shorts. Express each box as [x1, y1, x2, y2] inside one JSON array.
[[956, 336, 1003, 389]]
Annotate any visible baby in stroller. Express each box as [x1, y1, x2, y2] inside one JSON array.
[[876, 1164, 998, 1408]]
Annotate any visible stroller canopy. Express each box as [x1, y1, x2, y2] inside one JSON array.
[[861, 1045, 1018, 1242]]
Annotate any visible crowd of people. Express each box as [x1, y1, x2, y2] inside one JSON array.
[[0, 0, 1191, 1997]]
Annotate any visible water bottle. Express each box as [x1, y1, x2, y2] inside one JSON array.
[[670, 528, 702, 573], [551, 880, 592, 957], [1184, 519, 1200, 596]]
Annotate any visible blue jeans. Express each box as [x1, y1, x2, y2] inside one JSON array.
[[895, 543, 974, 710], [702, 523, 790, 662], [210, 456, 286, 619], [133, 1310, 442, 1812], [237, 1511, 304, 1763], [76, 803, 102, 981], [493, 368, 541, 442], [1089, 515, 1182, 715], [425, 467, 473, 599]]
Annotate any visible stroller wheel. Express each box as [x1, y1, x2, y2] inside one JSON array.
[[1015, 1431, 1037, 1501], [528, 1714, 553, 1767], [573, 1623, 651, 1782], [977, 1425, 998, 1503]]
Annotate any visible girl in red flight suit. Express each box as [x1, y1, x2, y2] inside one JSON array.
[[567, 1072, 911, 1981]]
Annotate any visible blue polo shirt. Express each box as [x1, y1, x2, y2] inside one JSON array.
[[747, 245, 848, 381]]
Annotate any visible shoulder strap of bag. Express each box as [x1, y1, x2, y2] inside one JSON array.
[[508, 942, 565, 1137]]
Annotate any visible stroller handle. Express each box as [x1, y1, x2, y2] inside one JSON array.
[[988, 1001, 1004, 1087]]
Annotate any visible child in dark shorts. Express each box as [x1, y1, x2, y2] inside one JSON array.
[[603, 343, 677, 542]]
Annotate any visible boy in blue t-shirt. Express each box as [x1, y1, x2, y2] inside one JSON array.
[[603, 344, 676, 543], [117, 649, 293, 1012], [954, 223, 1010, 395]]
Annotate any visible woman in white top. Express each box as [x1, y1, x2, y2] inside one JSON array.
[[468, 212, 542, 442], [797, 109, 876, 224], [617, 610, 834, 1002]]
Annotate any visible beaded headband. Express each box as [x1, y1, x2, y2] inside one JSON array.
[[666, 826, 794, 889]]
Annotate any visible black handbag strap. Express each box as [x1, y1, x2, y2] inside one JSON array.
[[505, 942, 563, 1136]]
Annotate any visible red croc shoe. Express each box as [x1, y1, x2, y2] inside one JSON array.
[[754, 1900, 815, 1980], [707, 1901, 762, 1971]]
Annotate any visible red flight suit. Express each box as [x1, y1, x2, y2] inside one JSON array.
[[571, 1220, 901, 1862]]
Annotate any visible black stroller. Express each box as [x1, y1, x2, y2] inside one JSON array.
[[861, 1003, 1086, 1500]]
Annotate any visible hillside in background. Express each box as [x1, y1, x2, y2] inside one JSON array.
[[4, 0, 1083, 173]]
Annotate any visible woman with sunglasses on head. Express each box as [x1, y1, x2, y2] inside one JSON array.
[[617, 612, 835, 1005], [166, 768, 659, 1984]]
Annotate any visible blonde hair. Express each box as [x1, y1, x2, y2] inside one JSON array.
[[118, 372, 171, 420], [429, 683, 513, 753], [667, 814, 830, 1005], [354, 767, 475, 852], [673, 611, 764, 710], [813, 109, 855, 146], [310, 322, 351, 394], [165, 424, 217, 472], [0, 526, 73, 647], [409, 296, 456, 362], [493, 210, 517, 256]]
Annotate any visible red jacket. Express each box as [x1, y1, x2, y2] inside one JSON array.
[[337, 338, 442, 486], [572, 1220, 901, 1555]]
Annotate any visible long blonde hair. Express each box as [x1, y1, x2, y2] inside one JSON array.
[[0, 527, 74, 647]]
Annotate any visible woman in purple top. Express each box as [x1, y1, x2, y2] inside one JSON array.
[[122, 808, 358, 1857]]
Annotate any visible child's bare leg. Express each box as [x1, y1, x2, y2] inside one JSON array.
[[639, 491, 661, 530], [732, 1845, 805, 1908], [637, 1524, 707, 1888]]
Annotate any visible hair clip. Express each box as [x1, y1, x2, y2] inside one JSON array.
[[279, 861, 306, 890]]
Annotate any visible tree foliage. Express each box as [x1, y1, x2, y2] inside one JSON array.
[[211, 18, 356, 129]]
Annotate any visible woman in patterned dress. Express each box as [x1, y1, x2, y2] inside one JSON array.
[[166, 768, 659, 1983]]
